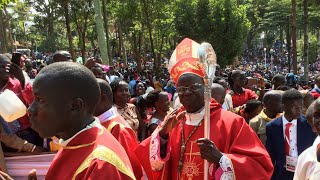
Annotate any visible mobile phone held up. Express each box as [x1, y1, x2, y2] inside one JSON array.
[[12, 52, 23, 66]]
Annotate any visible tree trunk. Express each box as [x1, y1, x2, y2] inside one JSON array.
[[0, 10, 7, 53], [3, 6, 13, 51], [63, 0, 75, 61], [118, 24, 127, 66], [291, 0, 298, 74], [102, 0, 112, 65], [280, 26, 283, 54], [81, 32, 86, 64], [142, 0, 157, 74], [303, 0, 309, 81], [287, 15, 291, 73], [94, 0, 109, 65]]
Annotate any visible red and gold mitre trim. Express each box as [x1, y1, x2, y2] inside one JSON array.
[[170, 59, 205, 83], [168, 38, 205, 83]]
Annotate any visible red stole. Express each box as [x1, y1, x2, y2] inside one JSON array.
[[46, 127, 135, 180], [101, 115, 143, 179], [135, 99, 273, 180]]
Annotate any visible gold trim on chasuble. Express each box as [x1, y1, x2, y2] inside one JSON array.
[[106, 121, 125, 133], [181, 141, 202, 180], [72, 145, 136, 180], [62, 128, 104, 150]]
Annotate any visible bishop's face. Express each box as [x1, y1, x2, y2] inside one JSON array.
[[177, 74, 205, 113]]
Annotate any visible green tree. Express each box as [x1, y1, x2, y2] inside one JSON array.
[[175, 0, 250, 66], [94, 0, 109, 64]]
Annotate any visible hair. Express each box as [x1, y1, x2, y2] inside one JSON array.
[[211, 83, 225, 93], [272, 74, 285, 83], [145, 90, 161, 108], [145, 79, 151, 86], [276, 85, 291, 91], [228, 70, 244, 88], [36, 62, 100, 113], [315, 74, 320, 81], [282, 89, 303, 105], [109, 78, 127, 102], [213, 77, 224, 83], [97, 78, 113, 102], [0, 54, 10, 62], [244, 100, 262, 114], [134, 81, 146, 92], [262, 90, 282, 104], [265, 82, 272, 89]]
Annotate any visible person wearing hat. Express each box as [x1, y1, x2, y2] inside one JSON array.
[[135, 38, 273, 180], [52, 51, 72, 63]]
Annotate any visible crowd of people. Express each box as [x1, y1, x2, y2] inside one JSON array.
[[0, 37, 320, 179]]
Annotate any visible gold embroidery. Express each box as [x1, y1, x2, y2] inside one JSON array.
[[181, 141, 203, 180], [106, 121, 121, 132], [63, 128, 104, 150], [182, 159, 201, 180], [177, 45, 191, 56], [72, 145, 136, 180], [171, 61, 204, 80]]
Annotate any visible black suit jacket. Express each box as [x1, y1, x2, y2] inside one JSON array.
[[266, 115, 316, 180]]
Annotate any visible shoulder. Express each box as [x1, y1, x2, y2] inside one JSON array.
[[211, 108, 245, 126], [79, 145, 135, 180], [266, 116, 282, 127], [249, 116, 261, 125], [298, 114, 308, 123]]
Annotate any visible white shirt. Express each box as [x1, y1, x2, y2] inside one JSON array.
[[185, 107, 205, 126], [222, 94, 233, 111], [59, 118, 103, 146], [294, 136, 320, 180], [145, 86, 155, 94], [282, 116, 298, 158], [97, 107, 118, 124]]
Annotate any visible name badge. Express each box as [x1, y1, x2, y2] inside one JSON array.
[[285, 156, 297, 172]]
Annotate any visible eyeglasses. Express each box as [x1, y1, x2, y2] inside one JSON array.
[[177, 83, 203, 95]]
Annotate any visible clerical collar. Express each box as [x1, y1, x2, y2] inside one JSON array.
[[97, 106, 118, 123], [59, 118, 103, 146], [185, 107, 205, 126]]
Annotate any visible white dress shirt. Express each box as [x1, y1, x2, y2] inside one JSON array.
[[222, 94, 233, 111], [59, 118, 103, 146], [97, 106, 118, 123], [185, 107, 205, 126], [294, 136, 320, 180], [282, 116, 298, 158]]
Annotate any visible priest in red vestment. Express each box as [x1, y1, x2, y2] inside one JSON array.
[[94, 78, 143, 179], [27, 62, 135, 180], [135, 38, 273, 180]]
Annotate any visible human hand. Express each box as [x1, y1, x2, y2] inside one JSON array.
[[197, 138, 223, 164], [33, 146, 48, 153], [159, 108, 186, 139], [0, 171, 13, 180], [9, 63, 25, 88], [28, 169, 37, 180]]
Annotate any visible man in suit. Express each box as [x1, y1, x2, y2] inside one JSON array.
[[266, 89, 317, 180]]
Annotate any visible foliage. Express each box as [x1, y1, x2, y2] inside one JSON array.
[[175, 0, 250, 66]]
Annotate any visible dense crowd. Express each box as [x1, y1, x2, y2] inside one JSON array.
[[0, 38, 320, 179]]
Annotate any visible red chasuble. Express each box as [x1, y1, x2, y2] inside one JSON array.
[[101, 115, 143, 180], [135, 99, 273, 180], [46, 126, 135, 180]]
